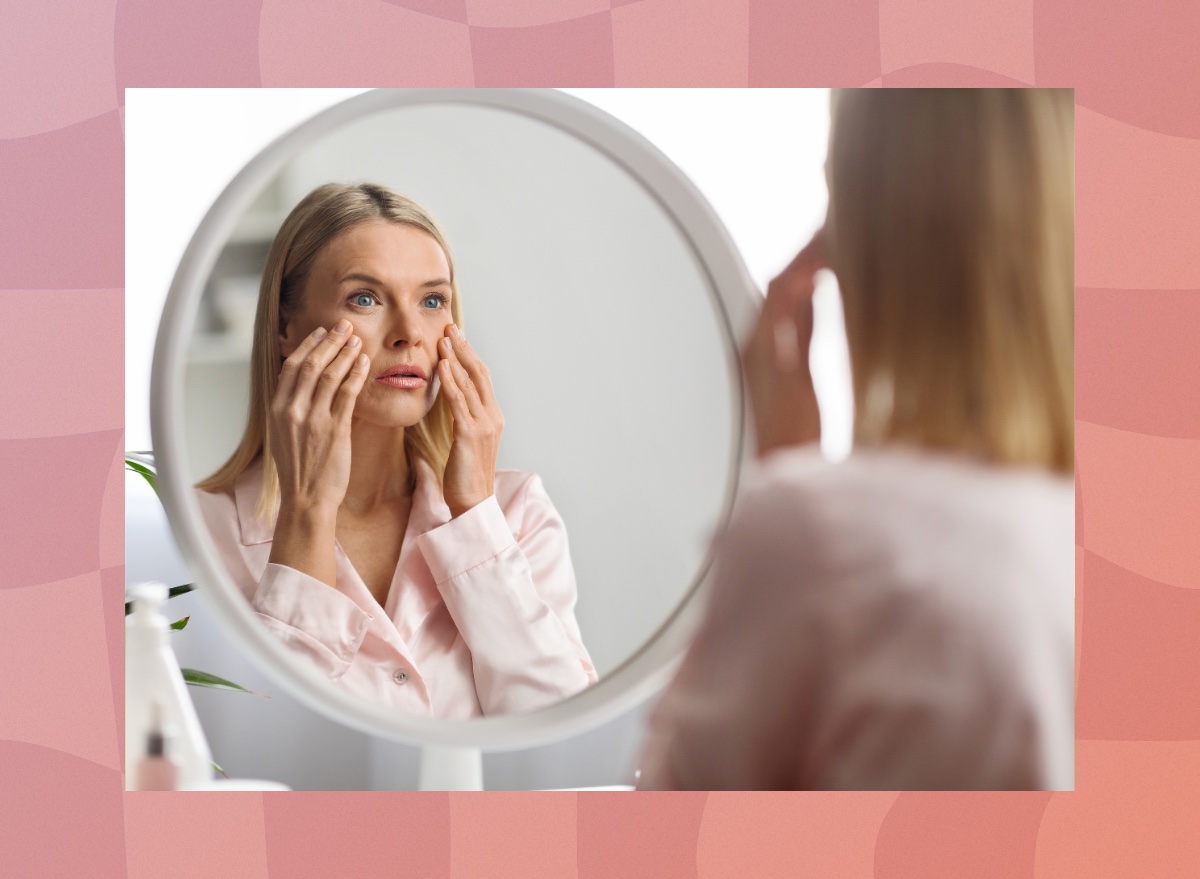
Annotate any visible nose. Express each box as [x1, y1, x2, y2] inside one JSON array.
[[383, 300, 424, 351]]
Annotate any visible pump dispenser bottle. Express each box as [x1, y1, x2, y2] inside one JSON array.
[[125, 581, 212, 790], [135, 700, 179, 790]]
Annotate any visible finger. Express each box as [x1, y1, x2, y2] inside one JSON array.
[[772, 321, 804, 373], [443, 326, 496, 407], [310, 334, 363, 413], [782, 229, 827, 276], [437, 357, 475, 427], [287, 320, 357, 407], [766, 230, 826, 312], [441, 338, 487, 419], [764, 282, 815, 370], [332, 352, 372, 424], [275, 326, 329, 404], [763, 281, 817, 363], [767, 256, 817, 312]]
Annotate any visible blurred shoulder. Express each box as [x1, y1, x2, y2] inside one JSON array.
[[715, 447, 846, 600], [723, 443, 1073, 594], [738, 443, 1072, 529], [726, 445, 849, 549]]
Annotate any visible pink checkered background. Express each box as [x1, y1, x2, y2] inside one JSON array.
[[1, 0, 1198, 875]]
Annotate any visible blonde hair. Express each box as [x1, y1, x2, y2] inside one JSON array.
[[823, 88, 1074, 475], [197, 182, 462, 519]]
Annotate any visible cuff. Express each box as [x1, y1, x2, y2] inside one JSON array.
[[415, 494, 517, 585], [251, 563, 372, 663]]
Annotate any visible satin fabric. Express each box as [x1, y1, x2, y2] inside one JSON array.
[[638, 445, 1074, 790], [195, 457, 597, 718]]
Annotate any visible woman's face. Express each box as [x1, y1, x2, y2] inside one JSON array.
[[279, 219, 454, 428]]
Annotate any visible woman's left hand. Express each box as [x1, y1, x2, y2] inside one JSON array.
[[438, 324, 504, 518]]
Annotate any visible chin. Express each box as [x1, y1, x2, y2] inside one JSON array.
[[354, 395, 435, 430]]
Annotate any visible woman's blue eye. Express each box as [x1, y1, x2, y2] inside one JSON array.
[[351, 292, 377, 307], [423, 293, 448, 309]]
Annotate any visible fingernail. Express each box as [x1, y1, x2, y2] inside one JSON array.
[[453, 325, 465, 341], [443, 337, 453, 351], [358, 354, 368, 367], [312, 327, 327, 339], [334, 319, 351, 334], [348, 335, 361, 347]]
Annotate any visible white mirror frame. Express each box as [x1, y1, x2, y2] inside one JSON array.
[[152, 88, 758, 751]]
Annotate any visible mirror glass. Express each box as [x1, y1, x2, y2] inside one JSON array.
[[178, 98, 738, 719]]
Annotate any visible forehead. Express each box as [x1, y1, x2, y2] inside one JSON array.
[[313, 220, 450, 284]]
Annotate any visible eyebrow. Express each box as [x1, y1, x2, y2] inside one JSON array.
[[338, 272, 450, 289]]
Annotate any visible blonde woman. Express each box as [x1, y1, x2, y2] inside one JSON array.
[[196, 183, 596, 719], [638, 89, 1074, 789]]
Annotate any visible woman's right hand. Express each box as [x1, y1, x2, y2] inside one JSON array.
[[269, 319, 371, 517], [741, 232, 827, 457]]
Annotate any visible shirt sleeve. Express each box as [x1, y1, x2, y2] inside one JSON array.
[[415, 474, 597, 715]]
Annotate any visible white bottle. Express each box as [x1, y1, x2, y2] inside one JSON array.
[[135, 699, 180, 791], [125, 581, 213, 790]]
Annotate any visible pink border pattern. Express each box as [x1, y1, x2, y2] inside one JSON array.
[[2, 0, 1198, 874]]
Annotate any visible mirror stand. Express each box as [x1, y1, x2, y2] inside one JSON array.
[[418, 745, 483, 791]]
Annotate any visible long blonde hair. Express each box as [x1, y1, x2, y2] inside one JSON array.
[[197, 182, 462, 519], [824, 88, 1074, 474]]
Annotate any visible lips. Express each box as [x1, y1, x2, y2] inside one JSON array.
[[377, 363, 428, 381], [375, 363, 428, 390]]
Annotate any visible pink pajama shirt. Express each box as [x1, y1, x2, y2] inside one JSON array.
[[637, 446, 1074, 790], [195, 458, 597, 718]]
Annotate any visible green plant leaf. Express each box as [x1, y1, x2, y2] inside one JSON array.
[[125, 583, 196, 616], [212, 761, 228, 779], [182, 668, 267, 698], [125, 459, 159, 497], [170, 616, 190, 631]]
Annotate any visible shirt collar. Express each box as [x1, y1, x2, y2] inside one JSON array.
[[232, 455, 451, 546]]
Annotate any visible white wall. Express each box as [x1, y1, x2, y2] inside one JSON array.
[[126, 89, 842, 790]]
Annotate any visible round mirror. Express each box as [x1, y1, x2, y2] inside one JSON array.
[[152, 89, 756, 752]]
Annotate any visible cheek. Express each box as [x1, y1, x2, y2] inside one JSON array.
[[282, 312, 319, 347], [284, 304, 338, 348], [421, 378, 441, 418], [355, 328, 387, 357]]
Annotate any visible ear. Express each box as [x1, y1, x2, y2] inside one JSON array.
[[278, 314, 296, 358]]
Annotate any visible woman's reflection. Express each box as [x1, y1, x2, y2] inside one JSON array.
[[195, 182, 597, 718]]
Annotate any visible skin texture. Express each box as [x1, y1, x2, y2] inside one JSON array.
[[266, 220, 504, 605], [741, 230, 828, 457]]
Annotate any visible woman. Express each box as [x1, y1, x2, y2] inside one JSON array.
[[195, 182, 597, 719], [637, 89, 1074, 789]]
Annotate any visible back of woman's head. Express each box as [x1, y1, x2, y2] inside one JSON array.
[[825, 89, 1074, 474]]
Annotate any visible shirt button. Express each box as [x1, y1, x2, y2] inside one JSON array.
[[392, 669, 409, 685]]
